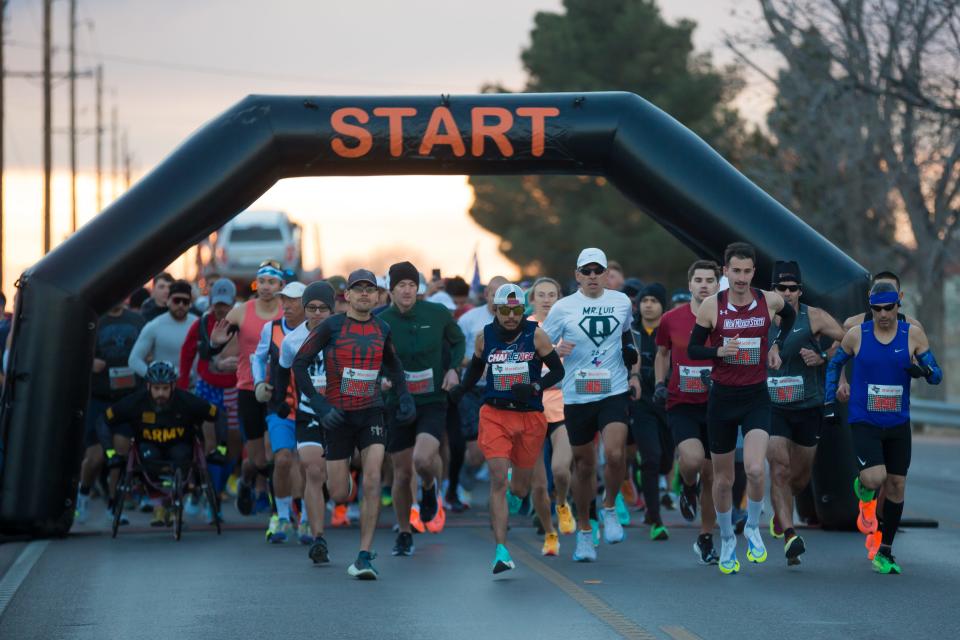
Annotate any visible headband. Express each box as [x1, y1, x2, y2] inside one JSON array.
[[869, 291, 899, 306]]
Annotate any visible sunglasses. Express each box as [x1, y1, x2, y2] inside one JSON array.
[[870, 303, 897, 312], [259, 259, 281, 270], [169, 296, 191, 306], [578, 266, 606, 276], [350, 285, 378, 295], [304, 304, 330, 313], [497, 305, 525, 317], [775, 284, 800, 292]]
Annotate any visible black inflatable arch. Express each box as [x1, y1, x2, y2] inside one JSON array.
[[0, 92, 868, 535]]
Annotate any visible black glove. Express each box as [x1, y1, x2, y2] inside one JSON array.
[[905, 363, 932, 379], [320, 406, 347, 431], [653, 382, 668, 407], [448, 384, 466, 405], [823, 401, 836, 420], [511, 382, 540, 405], [206, 449, 228, 466], [395, 392, 417, 426], [699, 368, 713, 390]]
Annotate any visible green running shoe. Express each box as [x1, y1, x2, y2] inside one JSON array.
[[492, 544, 515, 574], [650, 523, 669, 541], [615, 492, 631, 526], [872, 549, 901, 574], [590, 518, 600, 547], [506, 490, 522, 515]]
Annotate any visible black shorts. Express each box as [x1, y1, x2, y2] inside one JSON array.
[[325, 408, 387, 461], [295, 412, 326, 450], [707, 382, 771, 455], [387, 402, 446, 453], [564, 393, 630, 447], [238, 389, 267, 440], [84, 396, 112, 449], [139, 441, 193, 474], [668, 402, 711, 460], [770, 406, 822, 448], [850, 422, 911, 476], [547, 420, 565, 440]]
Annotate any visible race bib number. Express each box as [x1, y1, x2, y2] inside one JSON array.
[[340, 368, 378, 398], [405, 369, 435, 395], [678, 366, 710, 393], [310, 374, 327, 395], [492, 362, 530, 391], [574, 369, 612, 395], [768, 376, 804, 404], [867, 384, 903, 413], [108, 366, 136, 391], [723, 337, 761, 366]]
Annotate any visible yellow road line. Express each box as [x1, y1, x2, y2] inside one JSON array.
[[661, 625, 704, 640]]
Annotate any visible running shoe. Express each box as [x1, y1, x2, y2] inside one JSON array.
[[614, 493, 631, 526], [298, 522, 314, 545], [590, 518, 600, 547], [744, 525, 768, 563], [573, 530, 597, 562], [542, 532, 560, 557], [105, 507, 130, 526], [769, 516, 784, 539], [872, 547, 901, 574], [265, 514, 280, 542], [74, 494, 89, 524], [205, 503, 223, 525], [556, 503, 575, 535], [620, 479, 638, 506], [694, 533, 720, 565], [380, 486, 393, 508], [865, 531, 882, 560], [151, 505, 171, 527], [184, 494, 201, 518], [272, 518, 292, 543], [601, 507, 625, 544], [420, 481, 440, 523], [254, 491, 272, 514], [660, 493, 676, 511], [784, 532, 805, 565], [492, 544, 515, 574], [139, 496, 154, 513], [679, 482, 698, 523], [331, 504, 351, 528], [506, 489, 522, 515], [226, 473, 239, 498], [718, 535, 740, 574], [236, 480, 254, 516], [348, 550, 379, 580], [425, 501, 446, 534], [309, 536, 329, 564], [649, 523, 669, 541], [444, 491, 468, 513], [393, 532, 415, 557], [408, 506, 426, 533], [854, 477, 878, 534]]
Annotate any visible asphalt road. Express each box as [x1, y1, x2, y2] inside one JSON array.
[[1, 435, 958, 640]]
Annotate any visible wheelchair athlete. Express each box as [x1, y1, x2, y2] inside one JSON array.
[[104, 361, 221, 526]]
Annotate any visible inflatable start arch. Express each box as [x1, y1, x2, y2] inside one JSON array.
[[0, 92, 869, 535]]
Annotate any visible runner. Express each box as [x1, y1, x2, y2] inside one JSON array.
[[826, 281, 942, 574], [542, 248, 637, 562], [527, 277, 576, 556], [128, 280, 199, 379], [209, 261, 284, 515], [765, 261, 845, 565], [842, 271, 922, 331], [449, 283, 565, 573], [293, 269, 416, 580], [139, 272, 174, 322], [654, 259, 722, 564], [377, 261, 466, 556], [252, 281, 308, 543], [687, 242, 796, 574], [274, 281, 335, 564]]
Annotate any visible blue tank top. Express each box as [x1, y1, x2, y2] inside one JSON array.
[[482, 319, 543, 411], [849, 320, 912, 428]]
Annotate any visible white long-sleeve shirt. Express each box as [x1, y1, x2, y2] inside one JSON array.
[[250, 318, 298, 386], [128, 311, 198, 377]]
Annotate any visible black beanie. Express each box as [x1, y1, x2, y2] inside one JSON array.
[[773, 260, 801, 286], [639, 283, 667, 309], [389, 261, 420, 291], [302, 281, 335, 311]]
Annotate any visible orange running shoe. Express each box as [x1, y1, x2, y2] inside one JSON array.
[[331, 504, 350, 528], [865, 530, 882, 560], [620, 479, 638, 506], [409, 505, 426, 534], [425, 501, 446, 534], [857, 499, 878, 535], [542, 532, 560, 556]]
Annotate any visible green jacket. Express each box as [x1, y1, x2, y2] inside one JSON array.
[[377, 300, 466, 406]]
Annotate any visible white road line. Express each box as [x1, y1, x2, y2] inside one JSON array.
[[0, 540, 50, 619]]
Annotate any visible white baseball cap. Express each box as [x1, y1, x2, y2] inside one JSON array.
[[279, 281, 307, 298], [493, 283, 525, 305], [576, 248, 608, 269]]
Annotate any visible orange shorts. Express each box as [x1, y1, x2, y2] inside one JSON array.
[[478, 404, 548, 469]]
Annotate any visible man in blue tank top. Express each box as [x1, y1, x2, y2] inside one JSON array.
[[826, 281, 943, 574]]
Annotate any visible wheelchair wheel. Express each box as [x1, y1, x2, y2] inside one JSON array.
[[201, 467, 222, 535], [173, 468, 185, 541], [111, 471, 129, 539]]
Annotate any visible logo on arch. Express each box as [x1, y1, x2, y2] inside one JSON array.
[[578, 316, 620, 346]]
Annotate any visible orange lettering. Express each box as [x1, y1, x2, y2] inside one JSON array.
[[471, 107, 514, 157], [373, 107, 417, 157], [419, 107, 466, 157], [331, 108, 373, 158], [516, 107, 559, 157]]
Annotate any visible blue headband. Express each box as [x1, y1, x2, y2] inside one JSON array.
[[257, 266, 284, 281], [869, 291, 899, 306]]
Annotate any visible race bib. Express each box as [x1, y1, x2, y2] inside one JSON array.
[[310, 374, 327, 395], [574, 369, 612, 395], [678, 366, 710, 394], [723, 337, 762, 366], [867, 384, 903, 413], [405, 369, 435, 395], [340, 368, 378, 398], [768, 376, 804, 404], [108, 366, 136, 391], [492, 362, 530, 391]]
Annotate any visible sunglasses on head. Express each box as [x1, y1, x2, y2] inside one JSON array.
[[870, 303, 897, 312], [497, 304, 525, 317], [578, 266, 606, 276], [259, 259, 281, 270], [169, 296, 191, 306], [775, 284, 800, 292]]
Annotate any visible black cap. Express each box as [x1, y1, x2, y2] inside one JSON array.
[[773, 260, 801, 286], [639, 283, 667, 309], [347, 268, 377, 289], [388, 261, 420, 291], [622, 277, 645, 298]]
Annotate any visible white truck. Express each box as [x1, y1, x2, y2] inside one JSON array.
[[214, 209, 302, 282]]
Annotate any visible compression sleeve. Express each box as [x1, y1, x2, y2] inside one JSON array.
[[293, 319, 334, 407], [622, 331, 638, 368], [250, 322, 272, 386], [459, 354, 486, 392], [539, 350, 565, 390], [824, 349, 852, 403], [269, 366, 292, 417], [917, 350, 943, 385], [687, 323, 718, 360], [773, 303, 797, 348]]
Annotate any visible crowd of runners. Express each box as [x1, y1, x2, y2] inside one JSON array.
[[38, 241, 943, 580]]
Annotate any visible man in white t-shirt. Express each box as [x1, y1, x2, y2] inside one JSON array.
[[543, 249, 638, 562]]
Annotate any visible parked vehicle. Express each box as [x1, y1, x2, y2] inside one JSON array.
[[214, 210, 301, 282]]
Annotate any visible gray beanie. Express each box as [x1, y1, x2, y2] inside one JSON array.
[[302, 281, 335, 311]]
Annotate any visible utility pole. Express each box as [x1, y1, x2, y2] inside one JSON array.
[[1, 0, 6, 287], [121, 129, 130, 188], [69, 0, 77, 233], [95, 65, 102, 212], [110, 102, 117, 200], [43, 0, 53, 254]]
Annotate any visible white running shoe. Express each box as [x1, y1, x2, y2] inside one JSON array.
[[573, 530, 597, 562], [744, 525, 768, 563], [602, 507, 625, 544], [718, 535, 740, 574]]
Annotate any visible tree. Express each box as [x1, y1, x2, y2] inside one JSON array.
[[468, 0, 746, 285]]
